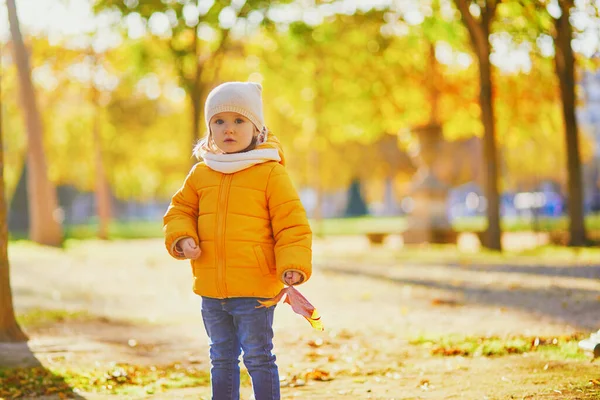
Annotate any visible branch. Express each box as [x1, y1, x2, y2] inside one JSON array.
[[488, 0, 499, 20], [454, 0, 486, 53], [559, 0, 575, 10]]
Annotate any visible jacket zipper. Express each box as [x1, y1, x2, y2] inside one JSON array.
[[216, 174, 232, 297]]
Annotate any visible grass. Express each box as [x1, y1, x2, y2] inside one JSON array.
[[311, 216, 407, 235], [14, 307, 161, 330], [313, 214, 600, 235], [408, 333, 588, 359], [398, 244, 600, 265], [0, 363, 220, 398], [16, 309, 95, 329], [9, 225, 600, 267], [7, 214, 600, 241], [63, 220, 163, 240], [562, 381, 600, 400], [316, 241, 600, 266], [8, 220, 163, 242]]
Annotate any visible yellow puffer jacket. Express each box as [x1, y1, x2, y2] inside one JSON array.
[[163, 136, 312, 299]]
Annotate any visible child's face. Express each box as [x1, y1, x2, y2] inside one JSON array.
[[210, 112, 257, 154]]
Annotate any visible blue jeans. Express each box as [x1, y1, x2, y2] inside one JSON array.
[[201, 296, 280, 400]]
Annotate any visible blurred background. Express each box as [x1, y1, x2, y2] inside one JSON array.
[[2, 0, 600, 250]]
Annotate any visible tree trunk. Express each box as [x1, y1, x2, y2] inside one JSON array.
[[7, 0, 62, 246], [310, 148, 323, 232], [190, 87, 202, 144], [427, 42, 440, 126], [311, 54, 325, 237], [0, 60, 28, 342], [554, 1, 587, 246], [8, 163, 28, 234], [190, 24, 203, 160], [477, 41, 502, 251], [90, 75, 111, 240], [454, 0, 502, 251]]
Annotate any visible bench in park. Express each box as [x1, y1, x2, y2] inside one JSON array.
[[365, 229, 458, 245]]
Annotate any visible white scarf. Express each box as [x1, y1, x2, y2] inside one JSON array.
[[202, 149, 281, 174]]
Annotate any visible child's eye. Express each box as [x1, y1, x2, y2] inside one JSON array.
[[235, 118, 245, 124], [214, 119, 224, 124]]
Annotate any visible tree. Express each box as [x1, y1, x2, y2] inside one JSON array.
[[257, 9, 477, 200], [94, 0, 293, 161], [553, 0, 587, 245], [453, 0, 502, 251], [344, 178, 369, 217], [7, 0, 62, 246], [0, 50, 27, 342], [516, 0, 596, 245], [90, 51, 112, 239], [495, 54, 576, 189]]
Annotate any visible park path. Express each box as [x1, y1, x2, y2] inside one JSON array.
[[4, 237, 600, 399]]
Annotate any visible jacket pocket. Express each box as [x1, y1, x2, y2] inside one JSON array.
[[253, 245, 273, 276]]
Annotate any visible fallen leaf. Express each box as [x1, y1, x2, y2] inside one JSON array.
[[305, 368, 334, 381], [257, 286, 324, 331], [431, 298, 461, 307], [293, 378, 306, 387], [419, 379, 430, 390], [360, 292, 372, 300], [432, 347, 468, 356], [305, 351, 322, 360]]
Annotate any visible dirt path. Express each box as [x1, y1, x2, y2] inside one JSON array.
[[5, 238, 600, 399]]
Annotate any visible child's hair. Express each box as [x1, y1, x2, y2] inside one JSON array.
[[193, 131, 222, 159]]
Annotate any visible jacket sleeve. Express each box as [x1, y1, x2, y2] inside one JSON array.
[[163, 165, 200, 259], [266, 163, 312, 283]]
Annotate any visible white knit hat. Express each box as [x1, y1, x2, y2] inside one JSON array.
[[204, 81, 266, 133]]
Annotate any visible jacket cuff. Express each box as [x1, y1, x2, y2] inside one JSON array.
[[166, 233, 197, 259], [280, 268, 308, 285], [171, 236, 193, 258]]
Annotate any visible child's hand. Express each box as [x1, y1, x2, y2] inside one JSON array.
[[178, 238, 201, 260], [284, 271, 303, 286]]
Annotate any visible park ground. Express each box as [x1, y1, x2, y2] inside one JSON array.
[[2, 235, 600, 399]]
